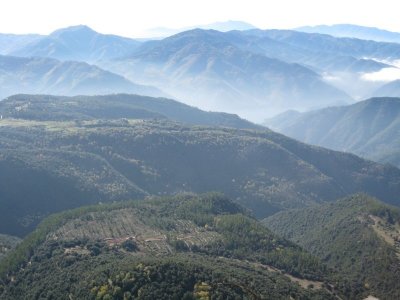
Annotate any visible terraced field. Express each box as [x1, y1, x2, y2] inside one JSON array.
[[50, 207, 222, 255]]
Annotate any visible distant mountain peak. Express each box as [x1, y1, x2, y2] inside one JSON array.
[[142, 20, 257, 38], [50, 24, 97, 37]]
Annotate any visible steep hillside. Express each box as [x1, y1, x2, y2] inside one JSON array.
[[0, 235, 21, 261], [0, 94, 260, 129], [103, 29, 351, 120], [8, 25, 141, 62], [0, 117, 399, 236], [264, 97, 400, 167], [0, 55, 163, 100], [0, 193, 339, 299], [264, 194, 400, 300]]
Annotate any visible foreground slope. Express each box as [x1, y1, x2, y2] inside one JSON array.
[[264, 97, 400, 167], [0, 114, 399, 236], [0, 194, 338, 299], [264, 194, 400, 300]]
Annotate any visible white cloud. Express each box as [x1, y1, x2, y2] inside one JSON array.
[[361, 67, 400, 82]]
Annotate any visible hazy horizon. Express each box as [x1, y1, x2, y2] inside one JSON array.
[[1, 0, 400, 38]]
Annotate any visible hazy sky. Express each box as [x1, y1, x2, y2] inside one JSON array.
[[1, 0, 399, 37]]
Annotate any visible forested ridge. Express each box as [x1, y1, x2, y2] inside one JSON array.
[[1, 116, 399, 236], [264, 194, 400, 299], [0, 94, 399, 299], [0, 193, 340, 299]]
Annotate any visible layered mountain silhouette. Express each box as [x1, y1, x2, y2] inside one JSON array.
[[103, 29, 352, 120], [5, 25, 400, 119], [4, 25, 141, 62], [0, 55, 163, 99], [297, 24, 400, 43], [227, 29, 391, 73], [262, 29, 400, 59], [144, 20, 256, 38], [264, 97, 400, 167], [1, 22, 400, 299], [0, 33, 42, 55]]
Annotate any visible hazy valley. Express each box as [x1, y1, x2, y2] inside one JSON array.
[[0, 17, 400, 300], [4, 24, 400, 121]]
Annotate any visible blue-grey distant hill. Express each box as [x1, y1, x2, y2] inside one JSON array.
[[264, 97, 400, 167], [6, 25, 400, 120], [0, 55, 163, 99], [372, 80, 400, 98], [297, 24, 400, 44], [143, 20, 256, 38], [238, 29, 398, 69], [101, 28, 400, 119], [102, 29, 353, 120], [0, 33, 42, 54], [3, 25, 141, 62]]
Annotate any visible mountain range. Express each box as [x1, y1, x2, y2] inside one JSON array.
[[102, 28, 354, 120], [4, 25, 400, 120], [0, 55, 163, 100], [0, 25, 141, 62], [143, 20, 256, 38], [0, 94, 399, 237], [297, 24, 400, 43], [102, 27, 400, 119], [1, 22, 400, 299], [264, 97, 400, 167]]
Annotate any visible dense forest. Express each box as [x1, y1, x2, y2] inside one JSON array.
[[0, 94, 259, 129], [0, 95, 399, 237], [0, 235, 20, 261], [0, 193, 339, 299], [264, 194, 400, 299], [0, 94, 399, 299], [2, 14, 400, 300]]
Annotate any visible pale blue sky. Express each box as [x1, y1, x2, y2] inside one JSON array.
[[0, 0, 398, 37]]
